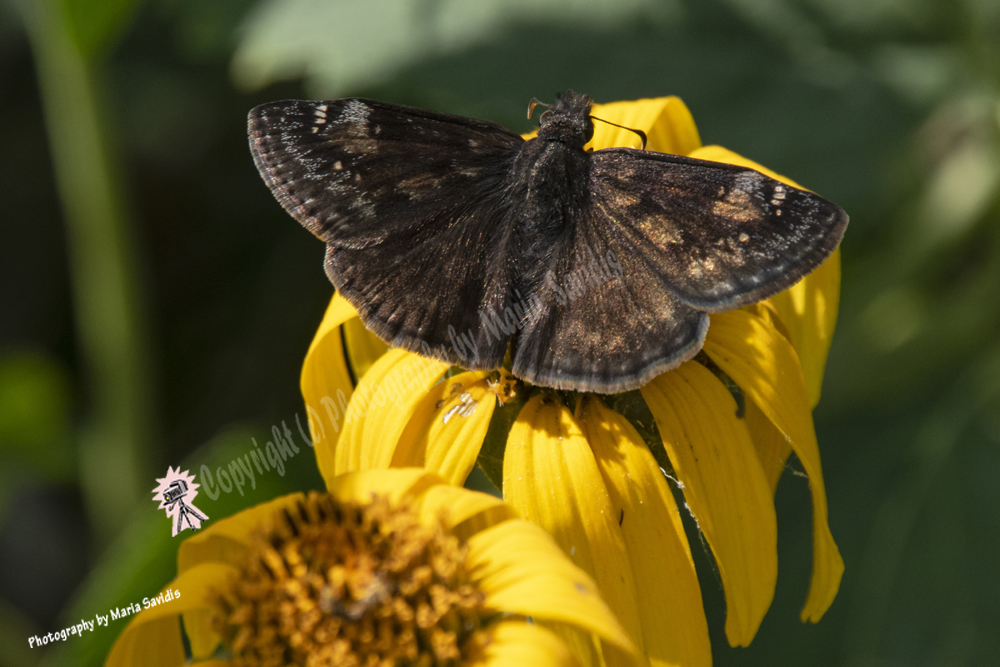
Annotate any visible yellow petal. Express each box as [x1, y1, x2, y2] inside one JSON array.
[[105, 563, 236, 667], [686, 146, 842, 406], [301, 292, 359, 483], [703, 309, 844, 622], [391, 371, 496, 485], [503, 395, 645, 658], [641, 361, 777, 647], [412, 482, 516, 541], [183, 606, 221, 661], [579, 397, 711, 667], [331, 348, 448, 479], [768, 249, 841, 407], [745, 397, 793, 495], [342, 315, 389, 379], [326, 467, 445, 507], [589, 96, 702, 156], [467, 518, 639, 663], [464, 619, 583, 667]]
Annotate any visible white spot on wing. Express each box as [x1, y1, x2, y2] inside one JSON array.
[[734, 171, 763, 193], [339, 99, 370, 126]]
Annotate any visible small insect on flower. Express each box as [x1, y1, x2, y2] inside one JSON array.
[[248, 90, 848, 393]]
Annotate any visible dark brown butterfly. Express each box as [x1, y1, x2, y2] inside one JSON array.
[[248, 91, 847, 393]]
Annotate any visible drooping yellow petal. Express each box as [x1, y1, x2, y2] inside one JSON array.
[[590, 95, 702, 156], [105, 563, 236, 667], [391, 370, 497, 485], [464, 620, 584, 667], [768, 249, 841, 407], [687, 145, 842, 405], [467, 518, 639, 664], [341, 315, 389, 379], [579, 397, 711, 667], [503, 395, 645, 660], [301, 293, 359, 483], [745, 397, 793, 495], [703, 309, 844, 622], [331, 349, 448, 480], [641, 361, 777, 647]]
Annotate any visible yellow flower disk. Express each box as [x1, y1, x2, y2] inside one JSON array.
[[105, 469, 637, 667]]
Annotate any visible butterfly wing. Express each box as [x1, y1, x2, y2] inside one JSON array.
[[249, 99, 525, 367], [511, 148, 847, 393], [585, 148, 848, 311], [510, 227, 710, 393]]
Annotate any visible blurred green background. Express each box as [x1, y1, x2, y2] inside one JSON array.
[[1, 0, 998, 665]]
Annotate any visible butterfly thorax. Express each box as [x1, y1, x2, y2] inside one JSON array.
[[536, 90, 595, 148], [506, 130, 592, 299]]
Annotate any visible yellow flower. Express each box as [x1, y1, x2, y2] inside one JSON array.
[[300, 96, 845, 666], [105, 468, 637, 666]]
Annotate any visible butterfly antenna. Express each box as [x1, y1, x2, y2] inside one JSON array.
[[527, 97, 550, 120], [590, 116, 648, 150]]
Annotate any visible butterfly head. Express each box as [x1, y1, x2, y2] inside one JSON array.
[[536, 90, 595, 148]]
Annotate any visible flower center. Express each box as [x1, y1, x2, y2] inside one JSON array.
[[214, 491, 485, 666]]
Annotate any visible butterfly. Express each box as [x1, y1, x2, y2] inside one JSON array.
[[248, 91, 848, 394]]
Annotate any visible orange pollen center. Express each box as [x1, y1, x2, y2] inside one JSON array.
[[214, 492, 486, 666]]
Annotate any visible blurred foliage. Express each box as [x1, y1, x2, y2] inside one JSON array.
[[58, 0, 138, 58], [0, 351, 73, 480], [232, 0, 671, 94], [1, 0, 999, 666]]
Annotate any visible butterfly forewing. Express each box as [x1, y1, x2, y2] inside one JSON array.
[[248, 99, 524, 247], [250, 99, 527, 366], [588, 148, 849, 312]]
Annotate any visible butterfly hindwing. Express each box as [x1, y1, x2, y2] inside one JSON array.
[[587, 148, 848, 311], [511, 209, 709, 392]]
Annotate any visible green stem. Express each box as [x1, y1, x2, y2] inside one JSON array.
[[23, 0, 153, 542]]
